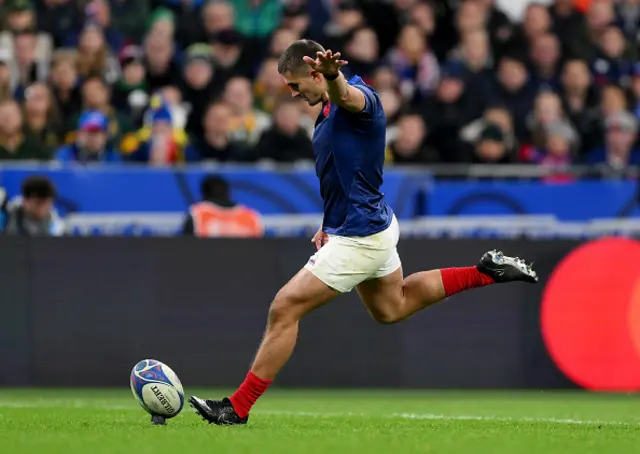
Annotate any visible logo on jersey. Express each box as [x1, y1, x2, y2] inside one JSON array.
[[323, 102, 331, 118]]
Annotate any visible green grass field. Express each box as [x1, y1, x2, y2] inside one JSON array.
[[0, 389, 638, 454]]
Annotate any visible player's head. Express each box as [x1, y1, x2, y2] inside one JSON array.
[[21, 175, 55, 221], [201, 175, 230, 203], [278, 39, 327, 106]]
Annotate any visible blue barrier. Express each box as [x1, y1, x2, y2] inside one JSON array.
[[1, 165, 639, 221], [426, 180, 640, 220], [0, 164, 427, 218]]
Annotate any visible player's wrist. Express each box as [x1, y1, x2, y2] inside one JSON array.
[[324, 71, 340, 81]]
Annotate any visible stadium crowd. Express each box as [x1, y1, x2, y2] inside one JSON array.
[[0, 0, 638, 168]]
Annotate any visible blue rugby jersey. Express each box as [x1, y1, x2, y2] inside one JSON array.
[[312, 75, 393, 237]]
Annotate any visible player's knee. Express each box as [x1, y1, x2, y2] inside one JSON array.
[[267, 290, 300, 327], [370, 309, 402, 325]]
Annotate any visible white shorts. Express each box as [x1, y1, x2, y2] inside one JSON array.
[[304, 216, 401, 293]]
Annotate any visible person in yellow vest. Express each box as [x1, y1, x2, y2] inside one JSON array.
[[181, 175, 263, 238]]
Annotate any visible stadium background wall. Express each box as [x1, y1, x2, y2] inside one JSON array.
[[0, 237, 577, 389]]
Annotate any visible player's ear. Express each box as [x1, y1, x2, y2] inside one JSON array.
[[310, 70, 322, 82]]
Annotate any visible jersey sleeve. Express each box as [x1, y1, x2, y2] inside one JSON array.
[[352, 83, 382, 119]]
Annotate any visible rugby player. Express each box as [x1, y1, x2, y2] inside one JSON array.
[[190, 40, 538, 425]]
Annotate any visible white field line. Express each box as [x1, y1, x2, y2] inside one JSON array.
[[0, 400, 637, 427]]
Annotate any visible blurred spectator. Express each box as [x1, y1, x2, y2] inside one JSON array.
[[254, 96, 313, 163], [182, 43, 220, 138], [570, 0, 616, 61], [155, 86, 188, 130], [181, 174, 263, 238], [143, 28, 182, 92], [55, 110, 121, 163], [128, 102, 197, 165], [408, 0, 446, 61], [210, 29, 254, 82], [280, 2, 310, 38], [234, 0, 282, 39], [472, 124, 512, 164], [461, 105, 518, 157], [343, 27, 379, 82], [422, 63, 483, 160], [1, 175, 62, 236], [585, 110, 640, 167], [0, 98, 49, 160], [319, 0, 364, 52], [75, 21, 120, 85], [493, 55, 536, 141], [526, 90, 578, 150], [269, 27, 299, 58], [112, 45, 149, 126], [387, 113, 438, 164], [65, 75, 133, 147], [34, 0, 80, 48], [224, 76, 271, 147], [529, 33, 562, 90], [0, 0, 54, 73], [254, 56, 288, 113], [448, 29, 494, 99], [549, 0, 587, 57], [0, 51, 12, 100], [49, 49, 82, 120], [559, 58, 601, 149], [617, 0, 640, 42], [194, 101, 246, 162], [386, 23, 440, 101], [371, 65, 399, 92], [177, 0, 235, 47], [523, 121, 576, 167], [11, 29, 49, 97], [455, 0, 487, 40], [110, 0, 150, 43], [600, 83, 629, 117], [504, 3, 552, 62], [475, 0, 513, 51], [22, 82, 61, 150], [63, 0, 124, 52], [591, 26, 635, 87], [146, 7, 176, 39]]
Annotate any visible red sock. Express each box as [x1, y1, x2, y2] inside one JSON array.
[[440, 267, 495, 297], [229, 371, 272, 418]]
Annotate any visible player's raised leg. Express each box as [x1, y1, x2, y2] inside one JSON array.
[[189, 268, 337, 425], [357, 250, 538, 324]]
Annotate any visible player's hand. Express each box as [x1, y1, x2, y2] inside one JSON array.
[[311, 227, 329, 251], [303, 50, 348, 78]]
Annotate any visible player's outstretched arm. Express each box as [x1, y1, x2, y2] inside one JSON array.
[[303, 50, 365, 113]]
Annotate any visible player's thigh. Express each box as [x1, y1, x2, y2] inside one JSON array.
[[356, 266, 404, 320], [272, 267, 338, 321]]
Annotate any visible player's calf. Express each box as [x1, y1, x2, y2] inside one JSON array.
[[191, 269, 337, 425]]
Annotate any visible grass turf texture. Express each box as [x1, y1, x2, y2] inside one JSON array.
[[0, 389, 638, 454]]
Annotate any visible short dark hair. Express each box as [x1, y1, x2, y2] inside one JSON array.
[[201, 175, 229, 201], [277, 39, 325, 74], [21, 176, 56, 200]]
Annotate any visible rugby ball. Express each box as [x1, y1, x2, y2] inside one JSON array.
[[130, 359, 184, 418]]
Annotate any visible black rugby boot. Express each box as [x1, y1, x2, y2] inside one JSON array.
[[189, 396, 248, 425], [477, 249, 538, 283]]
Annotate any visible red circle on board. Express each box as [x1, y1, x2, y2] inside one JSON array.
[[541, 237, 640, 391]]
